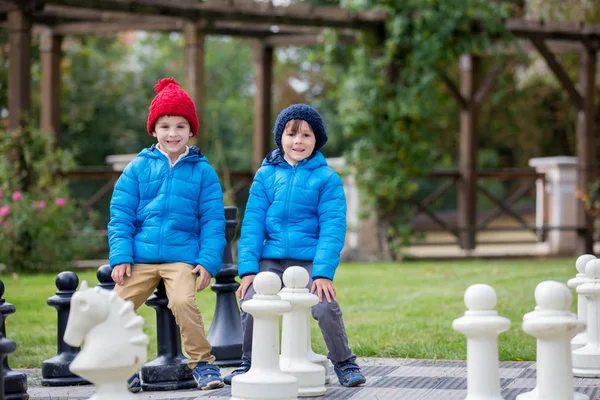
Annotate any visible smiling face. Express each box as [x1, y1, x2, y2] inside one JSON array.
[[281, 120, 316, 167], [152, 115, 193, 161]]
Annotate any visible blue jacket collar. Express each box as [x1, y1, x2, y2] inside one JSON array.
[[263, 148, 327, 169], [140, 144, 206, 163]]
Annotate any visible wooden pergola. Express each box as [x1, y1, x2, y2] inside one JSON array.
[[0, 0, 386, 169], [1, 1, 599, 254]]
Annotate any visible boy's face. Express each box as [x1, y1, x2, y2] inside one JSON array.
[[152, 115, 193, 158], [281, 120, 316, 166]]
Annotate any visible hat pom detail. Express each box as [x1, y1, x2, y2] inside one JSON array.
[[154, 77, 179, 94]]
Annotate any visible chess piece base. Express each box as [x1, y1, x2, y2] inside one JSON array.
[[231, 371, 298, 400], [516, 388, 587, 400], [307, 350, 330, 384], [141, 356, 197, 391], [573, 349, 600, 377], [572, 332, 588, 351]]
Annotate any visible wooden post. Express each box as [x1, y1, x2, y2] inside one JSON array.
[[458, 54, 480, 251], [40, 29, 63, 145], [7, 11, 31, 131], [576, 48, 597, 254], [252, 40, 273, 171], [184, 23, 205, 149]]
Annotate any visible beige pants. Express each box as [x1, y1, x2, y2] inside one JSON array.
[[114, 262, 214, 368]]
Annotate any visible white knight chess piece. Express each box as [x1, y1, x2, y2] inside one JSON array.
[[63, 281, 149, 400]]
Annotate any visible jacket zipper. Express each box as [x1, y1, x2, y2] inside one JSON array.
[[282, 166, 297, 255]]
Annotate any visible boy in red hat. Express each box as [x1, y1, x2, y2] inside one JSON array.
[[108, 78, 226, 391]]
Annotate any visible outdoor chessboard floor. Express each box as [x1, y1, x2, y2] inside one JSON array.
[[22, 357, 600, 400]]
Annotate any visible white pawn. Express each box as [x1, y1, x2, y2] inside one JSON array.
[[518, 281, 585, 400], [306, 314, 330, 384], [231, 272, 298, 400], [573, 259, 600, 377], [569, 254, 596, 350], [279, 267, 326, 397], [452, 284, 510, 400], [517, 306, 588, 400]]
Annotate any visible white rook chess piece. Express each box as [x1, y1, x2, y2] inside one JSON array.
[[279, 267, 326, 397], [573, 259, 600, 378], [518, 281, 585, 400], [231, 272, 298, 400], [517, 306, 588, 400], [452, 284, 510, 400], [569, 254, 596, 351]]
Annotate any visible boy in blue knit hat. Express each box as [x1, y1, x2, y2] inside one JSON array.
[[225, 104, 366, 387]]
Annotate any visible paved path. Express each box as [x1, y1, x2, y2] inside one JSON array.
[[21, 357, 600, 400]]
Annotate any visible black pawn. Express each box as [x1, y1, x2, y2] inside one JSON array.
[[41, 272, 89, 386], [0, 324, 17, 400], [140, 280, 196, 391], [207, 206, 243, 366], [0, 281, 28, 400], [96, 265, 115, 291]]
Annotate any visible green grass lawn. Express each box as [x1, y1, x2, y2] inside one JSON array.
[[1, 258, 579, 368]]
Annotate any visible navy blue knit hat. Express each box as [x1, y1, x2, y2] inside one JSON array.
[[273, 104, 328, 151]]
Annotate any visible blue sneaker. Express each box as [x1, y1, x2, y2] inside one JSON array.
[[224, 358, 251, 385], [127, 372, 141, 393], [192, 362, 224, 390], [334, 361, 366, 387]]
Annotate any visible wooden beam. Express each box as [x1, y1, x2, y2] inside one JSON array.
[[438, 70, 466, 109], [457, 54, 480, 251], [264, 33, 356, 47], [40, 29, 62, 143], [575, 48, 597, 254], [7, 10, 31, 131], [473, 61, 504, 110], [530, 37, 583, 109], [252, 40, 273, 171], [41, 0, 385, 31], [184, 23, 205, 150]]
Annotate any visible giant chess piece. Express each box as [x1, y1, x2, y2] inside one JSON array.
[[518, 281, 585, 400], [96, 265, 115, 291], [573, 259, 600, 377], [516, 307, 587, 400], [0, 280, 28, 400], [279, 267, 326, 397], [207, 206, 243, 366], [452, 284, 510, 400], [140, 280, 196, 391], [231, 271, 297, 400], [0, 324, 17, 400], [306, 314, 330, 385], [569, 254, 596, 351], [64, 281, 149, 400], [41, 271, 89, 386]]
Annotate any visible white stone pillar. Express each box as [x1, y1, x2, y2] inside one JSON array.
[[528, 157, 578, 255]]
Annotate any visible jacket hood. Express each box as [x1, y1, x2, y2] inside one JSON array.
[[139, 145, 206, 163], [262, 148, 327, 169]]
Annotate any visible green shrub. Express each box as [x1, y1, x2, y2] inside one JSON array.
[[0, 127, 102, 273]]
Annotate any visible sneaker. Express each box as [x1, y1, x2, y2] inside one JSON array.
[[127, 372, 142, 393], [334, 361, 366, 387], [192, 362, 225, 390], [224, 358, 251, 385]]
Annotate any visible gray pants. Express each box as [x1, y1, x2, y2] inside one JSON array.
[[240, 259, 356, 365]]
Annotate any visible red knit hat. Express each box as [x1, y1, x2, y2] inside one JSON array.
[[147, 78, 199, 136]]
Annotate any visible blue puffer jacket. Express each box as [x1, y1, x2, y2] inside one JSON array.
[[238, 149, 346, 280], [108, 145, 226, 277]]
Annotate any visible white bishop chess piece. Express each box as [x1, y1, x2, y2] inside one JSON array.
[[453, 283, 510, 400], [573, 259, 600, 378], [279, 267, 326, 397], [231, 271, 298, 400], [63, 281, 149, 400], [569, 254, 596, 351], [517, 281, 586, 400]]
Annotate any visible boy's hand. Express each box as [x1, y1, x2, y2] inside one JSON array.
[[311, 278, 337, 303], [111, 263, 131, 286], [192, 264, 212, 292], [237, 275, 256, 299]]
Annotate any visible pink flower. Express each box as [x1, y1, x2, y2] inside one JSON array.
[[11, 191, 21, 201], [55, 198, 66, 207], [0, 205, 9, 216], [32, 200, 46, 209]]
